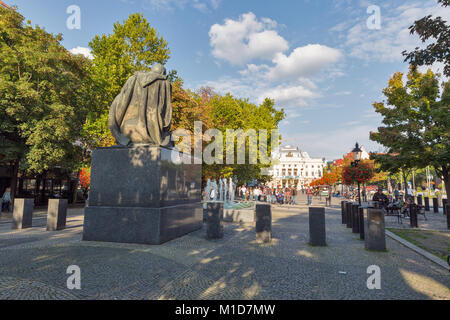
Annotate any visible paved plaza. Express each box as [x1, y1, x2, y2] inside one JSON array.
[[0, 201, 448, 300]]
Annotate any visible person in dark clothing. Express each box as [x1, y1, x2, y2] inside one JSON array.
[[372, 189, 388, 208]]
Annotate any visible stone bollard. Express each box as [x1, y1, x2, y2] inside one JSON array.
[[417, 195, 423, 206], [352, 204, 360, 234], [255, 204, 271, 243], [341, 201, 347, 225], [359, 207, 365, 240], [446, 204, 450, 230], [365, 208, 386, 251], [433, 198, 439, 213], [46, 199, 68, 231], [443, 199, 448, 216], [345, 202, 353, 229], [309, 207, 326, 246], [206, 203, 223, 239], [12, 198, 34, 229], [409, 204, 418, 228], [424, 197, 430, 211]]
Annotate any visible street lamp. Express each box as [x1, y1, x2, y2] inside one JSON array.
[[351, 143, 363, 205]]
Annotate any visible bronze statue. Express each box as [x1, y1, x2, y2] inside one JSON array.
[[108, 63, 173, 147]]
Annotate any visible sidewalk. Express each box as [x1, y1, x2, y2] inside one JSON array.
[[0, 205, 448, 300], [0, 206, 85, 224]]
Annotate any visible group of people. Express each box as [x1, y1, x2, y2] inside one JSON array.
[[1, 187, 11, 213], [235, 186, 325, 206], [238, 186, 299, 205]]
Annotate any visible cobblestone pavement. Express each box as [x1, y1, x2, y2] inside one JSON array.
[[0, 205, 448, 300], [384, 209, 449, 231]]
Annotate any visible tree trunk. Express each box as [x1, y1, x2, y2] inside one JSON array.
[[442, 166, 449, 201], [10, 161, 19, 210], [402, 168, 408, 197]]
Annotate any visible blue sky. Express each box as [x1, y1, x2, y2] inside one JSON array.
[[7, 0, 450, 160]]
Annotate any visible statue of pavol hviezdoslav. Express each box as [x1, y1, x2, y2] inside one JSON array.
[[108, 63, 173, 147]]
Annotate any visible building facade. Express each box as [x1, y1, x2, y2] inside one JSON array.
[[267, 145, 327, 190]]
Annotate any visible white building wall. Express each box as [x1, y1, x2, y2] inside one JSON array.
[[268, 146, 326, 189]]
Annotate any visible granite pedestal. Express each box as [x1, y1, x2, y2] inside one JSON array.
[[352, 204, 360, 234], [46, 199, 68, 231], [409, 204, 418, 228], [417, 195, 423, 206], [309, 207, 326, 246], [82, 146, 202, 245], [12, 199, 34, 229], [433, 198, 439, 213], [341, 201, 347, 225], [345, 202, 353, 229], [206, 203, 223, 239], [446, 204, 450, 230], [255, 204, 271, 243], [364, 208, 386, 251], [359, 207, 365, 240], [424, 197, 430, 211]]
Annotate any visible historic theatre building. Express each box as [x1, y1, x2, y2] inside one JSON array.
[[267, 145, 327, 190]]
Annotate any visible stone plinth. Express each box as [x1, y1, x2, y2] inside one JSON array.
[[446, 204, 450, 230], [255, 204, 271, 243], [12, 199, 34, 229], [309, 207, 326, 246], [359, 207, 365, 240], [206, 203, 224, 239], [46, 199, 68, 231], [417, 195, 423, 206], [424, 197, 430, 211], [433, 198, 439, 213], [82, 146, 202, 245], [364, 208, 386, 251], [410, 204, 418, 228], [345, 202, 353, 229], [341, 201, 347, 225], [352, 204, 360, 234]]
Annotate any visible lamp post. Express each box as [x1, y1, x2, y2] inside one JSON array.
[[351, 143, 363, 205]]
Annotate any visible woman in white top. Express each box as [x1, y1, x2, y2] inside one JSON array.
[[1, 188, 11, 212]]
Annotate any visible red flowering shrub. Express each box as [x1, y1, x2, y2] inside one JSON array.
[[342, 163, 374, 185], [79, 167, 91, 191]]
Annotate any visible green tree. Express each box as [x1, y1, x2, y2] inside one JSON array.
[[0, 7, 90, 203], [83, 13, 171, 149], [403, 0, 449, 77], [370, 68, 450, 197]]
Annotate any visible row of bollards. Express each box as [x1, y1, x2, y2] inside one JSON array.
[[12, 198, 68, 231], [205, 203, 327, 246], [341, 201, 386, 251], [205, 202, 272, 243]]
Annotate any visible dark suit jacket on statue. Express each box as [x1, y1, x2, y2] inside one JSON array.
[[108, 71, 173, 147]]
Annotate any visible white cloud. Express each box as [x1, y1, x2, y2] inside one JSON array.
[[334, 0, 450, 63], [257, 84, 319, 107], [209, 12, 289, 65], [69, 46, 93, 59], [266, 45, 342, 81], [202, 12, 344, 109]]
